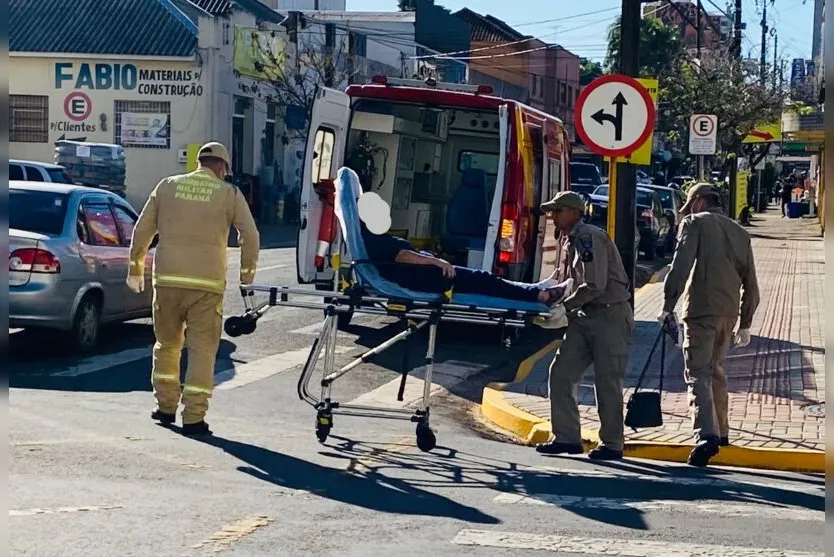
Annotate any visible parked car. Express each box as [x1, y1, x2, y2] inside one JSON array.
[[9, 181, 154, 351], [641, 184, 685, 252], [586, 185, 670, 260], [569, 162, 604, 196], [581, 192, 641, 264], [10, 159, 74, 184]]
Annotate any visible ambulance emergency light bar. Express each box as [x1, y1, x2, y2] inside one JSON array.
[[370, 75, 493, 95]]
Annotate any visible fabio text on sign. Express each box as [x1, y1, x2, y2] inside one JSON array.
[[54, 63, 204, 96]]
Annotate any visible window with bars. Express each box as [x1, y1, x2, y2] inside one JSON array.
[[10, 95, 49, 143], [114, 100, 171, 149]]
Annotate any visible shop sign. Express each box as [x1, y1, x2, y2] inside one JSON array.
[[55, 62, 203, 96], [50, 91, 97, 134]]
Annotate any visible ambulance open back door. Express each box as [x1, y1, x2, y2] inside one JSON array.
[[297, 86, 351, 285]]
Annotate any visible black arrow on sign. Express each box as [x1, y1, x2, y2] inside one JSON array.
[[591, 92, 628, 141]]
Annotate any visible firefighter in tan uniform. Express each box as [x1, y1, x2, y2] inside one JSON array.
[[660, 183, 759, 466], [535, 192, 633, 461], [126, 142, 260, 436]]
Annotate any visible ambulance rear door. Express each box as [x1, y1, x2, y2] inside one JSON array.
[[296, 86, 351, 284], [481, 104, 509, 271]]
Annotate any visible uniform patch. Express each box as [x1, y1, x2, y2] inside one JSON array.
[[577, 234, 594, 262]]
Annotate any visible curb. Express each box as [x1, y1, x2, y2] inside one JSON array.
[[479, 264, 825, 473]]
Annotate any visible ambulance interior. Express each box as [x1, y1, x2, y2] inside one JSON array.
[[341, 98, 502, 269]]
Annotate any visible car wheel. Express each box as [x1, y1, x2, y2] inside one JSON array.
[[69, 294, 102, 353]]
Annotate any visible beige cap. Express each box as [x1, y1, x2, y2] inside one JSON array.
[[541, 191, 586, 214], [680, 182, 720, 216], [197, 142, 231, 168]]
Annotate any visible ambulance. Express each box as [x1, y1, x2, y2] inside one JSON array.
[[296, 76, 571, 297]]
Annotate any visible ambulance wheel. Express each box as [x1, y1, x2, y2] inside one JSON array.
[[416, 423, 436, 452]]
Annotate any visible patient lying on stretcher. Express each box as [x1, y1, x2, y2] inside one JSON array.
[[360, 222, 569, 307]]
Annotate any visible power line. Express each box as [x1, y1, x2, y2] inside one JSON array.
[[510, 6, 620, 27]]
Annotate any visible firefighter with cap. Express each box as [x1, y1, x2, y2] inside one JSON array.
[[660, 183, 759, 466], [126, 142, 260, 436], [535, 191, 634, 460]]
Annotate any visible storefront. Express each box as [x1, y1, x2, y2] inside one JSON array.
[[9, 55, 209, 209]]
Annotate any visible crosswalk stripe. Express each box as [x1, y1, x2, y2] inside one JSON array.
[[10, 505, 123, 517], [214, 345, 355, 390], [493, 492, 823, 521], [30, 347, 152, 377], [534, 466, 824, 495], [451, 529, 823, 557]]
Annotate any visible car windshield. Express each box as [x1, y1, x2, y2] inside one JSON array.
[[593, 185, 609, 197], [47, 168, 74, 184], [10, 189, 69, 235], [570, 164, 601, 185]]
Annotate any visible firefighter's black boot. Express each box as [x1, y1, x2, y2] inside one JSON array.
[[151, 409, 176, 425], [182, 421, 213, 436], [688, 437, 720, 467]]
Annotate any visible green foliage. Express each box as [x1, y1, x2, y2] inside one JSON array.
[[605, 16, 683, 77], [579, 57, 604, 86]]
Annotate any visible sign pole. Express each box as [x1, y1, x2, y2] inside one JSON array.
[[698, 155, 705, 181], [607, 157, 618, 240]]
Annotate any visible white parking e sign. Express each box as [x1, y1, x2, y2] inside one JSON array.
[[689, 114, 718, 155]]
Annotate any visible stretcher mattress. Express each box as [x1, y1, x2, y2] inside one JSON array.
[[333, 167, 551, 314]]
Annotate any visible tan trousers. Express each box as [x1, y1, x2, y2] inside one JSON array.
[[682, 315, 736, 441], [152, 287, 223, 425], [549, 302, 634, 451]]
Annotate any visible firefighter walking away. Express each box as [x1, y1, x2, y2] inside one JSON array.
[[127, 142, 260, 436]]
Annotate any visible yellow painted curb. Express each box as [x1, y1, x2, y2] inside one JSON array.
[[479, 263, 825, 473]]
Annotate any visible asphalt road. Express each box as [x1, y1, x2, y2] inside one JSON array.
[[13, 249, 820, 557]]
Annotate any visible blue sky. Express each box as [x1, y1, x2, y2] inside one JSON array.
[[346, 0, 816, 64]]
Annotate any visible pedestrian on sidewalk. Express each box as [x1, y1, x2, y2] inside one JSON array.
[[534, 191, 634, 461], [660, 183, 760, 467], [126, 142, 260, 436]]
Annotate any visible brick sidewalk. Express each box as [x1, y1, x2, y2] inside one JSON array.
[[502, 207, 825, 451]]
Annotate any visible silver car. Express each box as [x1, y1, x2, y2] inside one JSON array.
[[9, 181, 154, 351]]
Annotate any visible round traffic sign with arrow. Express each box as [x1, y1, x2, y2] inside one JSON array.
[[575, 74, 656, 158]]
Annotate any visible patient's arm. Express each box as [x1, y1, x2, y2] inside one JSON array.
[[395, 250, 455, 278]]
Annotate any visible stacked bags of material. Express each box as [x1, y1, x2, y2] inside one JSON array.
[[54, 140, 126, 188]]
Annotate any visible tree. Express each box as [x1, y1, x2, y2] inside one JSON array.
[[605, 16, 684, 78], [579, 57, 603, 86], [240, 25, 354, 143]]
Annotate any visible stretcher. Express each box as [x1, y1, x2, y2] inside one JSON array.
[[224, 167, 555, 452]]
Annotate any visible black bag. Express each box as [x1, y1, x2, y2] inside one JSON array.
[[624, 328, 666, 431]]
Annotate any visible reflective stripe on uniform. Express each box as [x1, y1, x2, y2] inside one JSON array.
[[152, 372, 180, 385], [183, 384, 213, 395], [153, 274, 225, 294]]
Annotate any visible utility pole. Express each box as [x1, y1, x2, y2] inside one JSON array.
[[696, 0, 703, 59], [772, 31, 779, 90], [760, 0, 768, 84], [616, 0, 640, 303], [733, 0, 743, 60]]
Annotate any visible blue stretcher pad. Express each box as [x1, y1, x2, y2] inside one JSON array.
[[333, 167, 551, 314]]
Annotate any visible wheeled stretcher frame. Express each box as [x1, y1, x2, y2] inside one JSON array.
[[224, 283, 549, 451]]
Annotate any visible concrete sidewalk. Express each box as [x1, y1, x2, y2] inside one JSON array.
[[482, 208, 825, 472]]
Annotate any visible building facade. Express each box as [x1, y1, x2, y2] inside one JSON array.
[[9, 0, 294, 223]]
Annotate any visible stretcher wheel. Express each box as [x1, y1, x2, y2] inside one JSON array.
[[316, 412, 332, 443], [415, 423, 436, 453], [224, 316, 243, 337]]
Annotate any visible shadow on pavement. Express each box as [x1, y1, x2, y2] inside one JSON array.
[[183, 431, 499, 525], [311, 436, 823, 530], [9, 324, 239, 393]]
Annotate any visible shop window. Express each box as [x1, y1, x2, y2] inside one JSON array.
[[10, 95, 49, 143], [114, 100, 171, 149], [311, 127, 335, 183]]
